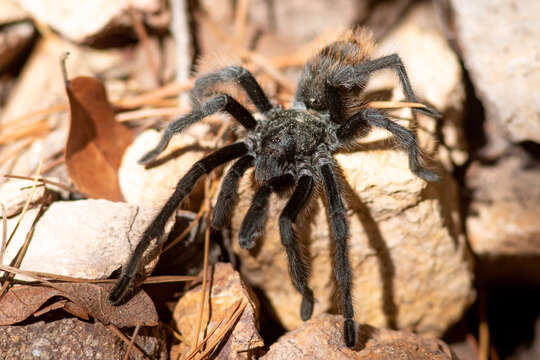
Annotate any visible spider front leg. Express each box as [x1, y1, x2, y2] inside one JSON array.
[[352, 54, 440, 118], [337, 107, 439, 182], [318, 159, 356, 348], [212, 155, 254, 229], [109, 142, 249, 305], [238, 174, 293, 249], [279, 174, 316, 321], [139, 94, 257, 164], [193, 66, 272, 113]]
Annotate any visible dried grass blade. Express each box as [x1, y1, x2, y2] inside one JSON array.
[[4, 174, 77, 193], [195, 301, 247, 360], [4, 144, 45, 250], [122, 323, 141, 360], [0, 204, 7, 264], [191, 180, 212, 351], [108, 324, 152, 360], [114, 80, 194, 109], [183, 300, 243, 360], [367, 100, 428, 109]]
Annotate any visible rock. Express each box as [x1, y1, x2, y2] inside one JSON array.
[[0, 21, 35, 73], [450, 0, 540, 143], [118, 127, 208, 208], [0, 179, 47, 218], [0, 1, 28, 25], [17, 0, 170, 44], [171, 262, 263, 360], [262, 314, 459, 360], [466, 156, 540, 285], [466, 157, 540, 257], [373, 2, 467, 171], [2, 199, 173, 281], [0, 316, 167, 360], [231, 156, 472, 337], [247, 0, 364, 44], [227, 3, 473, 338]]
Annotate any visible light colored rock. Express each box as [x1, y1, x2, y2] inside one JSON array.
[[0, 21, 35, 72], [171, 262, 263, 360], [262, 314, 458, 360], [2, 199, 173, 281], [231, 149, 472, 336], [0, 179, 47, 218], [466, 157, 540, 256], [227, 3, 473, 338], [451, 0, 540, 143], [118, 127, 208, 208], [247, 0, 363, 44], [17, 0, 170, 44], [373, 2, 467, 170], [0, 1, 28, 24]]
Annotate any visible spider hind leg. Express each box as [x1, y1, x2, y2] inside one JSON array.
[[318, 161, 356, 348], [212, 155, 254, 229], [279, 174, 316, 321]]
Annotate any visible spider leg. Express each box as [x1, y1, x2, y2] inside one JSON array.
[[212, 155, 254, 229], [109, 142, 249, 305], [139, 94, 257, 164], [238, 174, 293, 249], [338, 107, 439, 182], [193, 66, 273, 113], [318, 159, 356, 348], [356, 54, 440, 118], [279, 174, 315, 321]]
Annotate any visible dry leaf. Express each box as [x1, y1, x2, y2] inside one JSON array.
[[65, 76, 133, 201], [0, 283, 157, 328]]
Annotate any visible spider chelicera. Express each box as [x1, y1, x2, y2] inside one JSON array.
[[109, 29, 440, 348]]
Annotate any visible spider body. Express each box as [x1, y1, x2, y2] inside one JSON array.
[[109, 29, 441, 349], [250, 108, 332, 182]]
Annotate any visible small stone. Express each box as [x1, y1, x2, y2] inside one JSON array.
[[0, 21, 35, 73], [2, 199, 173, 281], [0, 1, 28, 25], [262, 314, 459, 360], [466, 156, 540, 285], [171, 263, 263, 360], [118, 127, 208, 208], [466, 157, 540, 257], [17, 0, 170, 44], [0, 179, 47, 218]]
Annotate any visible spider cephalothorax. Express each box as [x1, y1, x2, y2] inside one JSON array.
[[109, 28, 440, 348]]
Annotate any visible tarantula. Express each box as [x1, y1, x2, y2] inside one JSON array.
[[109, 29, 440, 348]]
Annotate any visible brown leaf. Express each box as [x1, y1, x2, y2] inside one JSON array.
[[65, 76, 133, 201], [0, 283, 157, 328]]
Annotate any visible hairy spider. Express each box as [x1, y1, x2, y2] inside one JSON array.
[[109, 29, 440, 348]]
